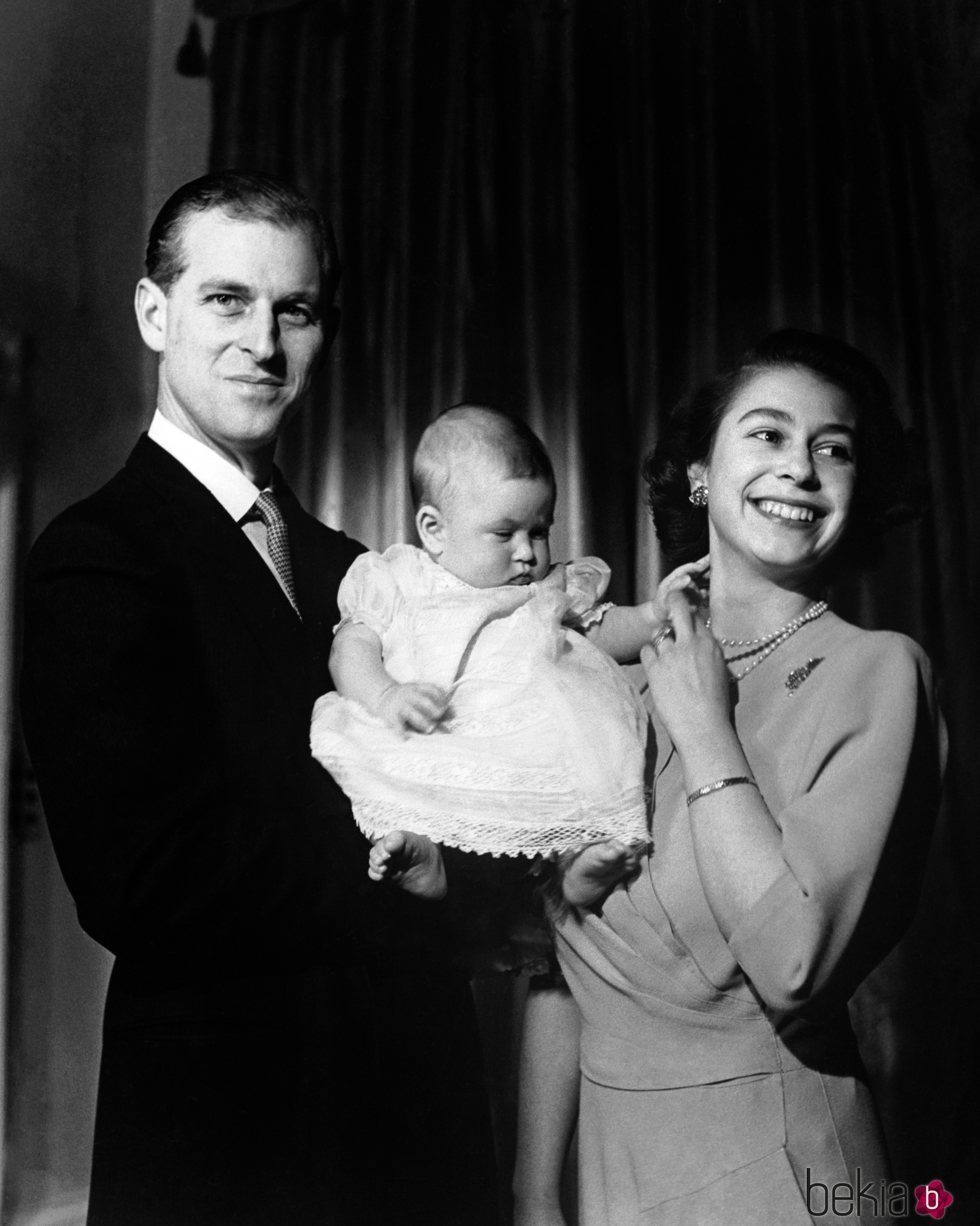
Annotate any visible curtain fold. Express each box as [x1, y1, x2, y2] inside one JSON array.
[[209, 0, 965, 591], [208, 0, 978, 1211]]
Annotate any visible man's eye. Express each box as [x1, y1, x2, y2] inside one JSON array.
[[494, 531, 513, 541], [531, 528, 550, 541], [280, 305, 316, 326], [206, 294, 242, 313]]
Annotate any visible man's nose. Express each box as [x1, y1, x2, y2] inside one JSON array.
[[238, 305, 280, 362]]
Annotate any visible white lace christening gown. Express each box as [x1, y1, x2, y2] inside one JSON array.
[[310, 544, 649, 857]]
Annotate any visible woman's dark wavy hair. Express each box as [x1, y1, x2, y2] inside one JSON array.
[[643, 329, 925, 571]]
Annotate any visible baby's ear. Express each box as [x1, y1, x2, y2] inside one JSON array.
[[415, 504, 445, 555]]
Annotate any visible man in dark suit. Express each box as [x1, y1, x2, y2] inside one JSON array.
[[20, 171, 498, 1225]]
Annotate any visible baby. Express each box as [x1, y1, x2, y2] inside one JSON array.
[[311, 405, 702, 900]]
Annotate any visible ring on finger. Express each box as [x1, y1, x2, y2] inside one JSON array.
[[651, 624, 675, 651]]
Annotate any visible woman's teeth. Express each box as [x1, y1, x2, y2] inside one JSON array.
[[756, 499, 816, 523]]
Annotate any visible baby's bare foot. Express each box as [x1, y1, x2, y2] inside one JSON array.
[[562, 840, 641, 910], [368, 831, 447, 899]]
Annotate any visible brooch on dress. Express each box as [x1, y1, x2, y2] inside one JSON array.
[[785, 657, 824, 695]]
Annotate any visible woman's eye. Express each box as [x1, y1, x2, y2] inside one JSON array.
[[494, 531, 512, 541], [751, 428, 782, 445], [814, 441, 854, 462]]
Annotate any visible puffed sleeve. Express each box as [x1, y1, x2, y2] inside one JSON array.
[[727, 633, 946, 1014], [335, 548, 402, 637], [562, 556, 612, 628]]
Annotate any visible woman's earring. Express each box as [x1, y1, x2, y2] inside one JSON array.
[[689, 484, 709, 508]]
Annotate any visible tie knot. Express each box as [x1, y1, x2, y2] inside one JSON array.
[[253, 490, 285, 530]]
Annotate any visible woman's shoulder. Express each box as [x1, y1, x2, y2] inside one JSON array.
[[812, 612, 935, 701], [819, 612, 930, 667]]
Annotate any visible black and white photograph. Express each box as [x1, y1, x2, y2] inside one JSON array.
[[1, 2, 976, 1223]]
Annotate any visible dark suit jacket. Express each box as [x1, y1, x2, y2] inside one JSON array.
[[21, 436, 498, 1225]]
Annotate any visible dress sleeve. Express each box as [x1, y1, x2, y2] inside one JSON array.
[[727, 633, 946, 1014], [336, 549, 401, 637], [561, 556, 613, 628]]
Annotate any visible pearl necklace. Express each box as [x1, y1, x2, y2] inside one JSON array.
[[707, 601, 829, 681]]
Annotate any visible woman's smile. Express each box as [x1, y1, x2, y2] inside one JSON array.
[[751, 497, 823, 525]]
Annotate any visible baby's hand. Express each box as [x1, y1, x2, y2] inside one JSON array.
[[560, 838, 644, 911], [376, 682, 450, 734], [368, 831, 447, 899]]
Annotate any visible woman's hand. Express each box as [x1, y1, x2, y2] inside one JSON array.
[[640, 588, 732, 756], [650, 555, 709, 624]]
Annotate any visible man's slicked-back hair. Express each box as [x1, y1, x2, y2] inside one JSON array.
[[145, 169, 340, 296], [411, 404, 556, 510]]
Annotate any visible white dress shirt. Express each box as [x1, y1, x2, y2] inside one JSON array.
[[147, 410, 293, 601]]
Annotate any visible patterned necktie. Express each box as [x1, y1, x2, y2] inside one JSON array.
[[253, 490, 301, 618]]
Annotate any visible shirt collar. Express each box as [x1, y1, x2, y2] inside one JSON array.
[[148, 411, 267, 521]]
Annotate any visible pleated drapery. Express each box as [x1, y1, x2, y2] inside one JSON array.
[[206, 0, 979, 1213], [206, 1, 971, 600]]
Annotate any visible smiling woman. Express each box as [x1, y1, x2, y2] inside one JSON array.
[[687, 366, 858, 591], [518, 331, 947, 1226], [647, 330, 915, 582]]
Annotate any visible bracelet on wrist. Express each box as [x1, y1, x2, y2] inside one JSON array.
[[686, 776, 758, 808]]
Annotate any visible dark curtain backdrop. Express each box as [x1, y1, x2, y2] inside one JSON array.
[[203, 0, 979, 1217]]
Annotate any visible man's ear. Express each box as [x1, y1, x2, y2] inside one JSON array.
[[415, 504, 445, 555], [135, 278, 167, 354]]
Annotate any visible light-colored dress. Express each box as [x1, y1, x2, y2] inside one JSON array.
[[556, 613, 945, 1225], [310, 544, 649, 856]]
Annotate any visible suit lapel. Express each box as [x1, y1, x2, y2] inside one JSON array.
[[125, 436, 309, 686]]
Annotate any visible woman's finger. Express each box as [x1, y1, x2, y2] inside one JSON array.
[[649, 623, 675, 653], [663, 588, 698, 640], [675, 555, 710, 578], [661, 562, 707, 595]]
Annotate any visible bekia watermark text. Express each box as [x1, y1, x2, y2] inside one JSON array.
[[805, 1169, 954, 1219]]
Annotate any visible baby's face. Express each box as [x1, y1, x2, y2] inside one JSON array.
[[438, 475, 554, 588]]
